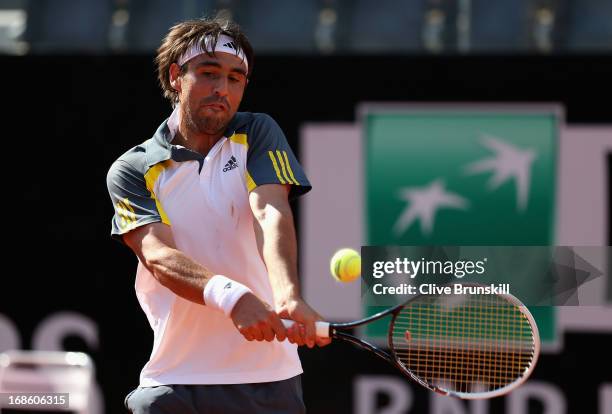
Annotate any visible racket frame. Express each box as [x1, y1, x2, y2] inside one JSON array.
[[326, 288, 540, 399]]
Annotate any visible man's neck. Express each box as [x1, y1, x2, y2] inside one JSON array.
[[174, 122, 224, 156]]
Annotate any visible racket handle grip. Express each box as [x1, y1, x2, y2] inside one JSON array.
[[281, 319, 331, 338]]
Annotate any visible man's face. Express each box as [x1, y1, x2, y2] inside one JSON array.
[[174, 52, 248, 136]]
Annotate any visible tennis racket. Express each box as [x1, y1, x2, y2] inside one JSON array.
[[283, 284, 540, 399]]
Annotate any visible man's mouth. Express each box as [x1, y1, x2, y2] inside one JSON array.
[[202, 103, 227, 111]]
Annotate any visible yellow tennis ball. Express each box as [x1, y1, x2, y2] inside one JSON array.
[[330, 248, 361, 283]]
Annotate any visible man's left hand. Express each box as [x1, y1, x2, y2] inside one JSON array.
[[276, 298, 332, 348]]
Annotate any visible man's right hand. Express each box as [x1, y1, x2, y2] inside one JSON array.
[[231, 292, 287, 342]]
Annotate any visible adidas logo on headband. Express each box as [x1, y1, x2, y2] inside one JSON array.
[[223, 41, 238, 51]]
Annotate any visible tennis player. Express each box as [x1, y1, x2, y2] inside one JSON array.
[[106, 17, 329, 413]]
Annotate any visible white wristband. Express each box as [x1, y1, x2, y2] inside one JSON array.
[[203, 275, 252, 317]]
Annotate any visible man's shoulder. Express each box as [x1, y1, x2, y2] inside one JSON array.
[[234, 112, 279, 133], [233, 112, 283, 148], [109, 137, 158, 176]]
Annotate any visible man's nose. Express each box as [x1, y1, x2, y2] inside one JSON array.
[[213, 77, 229, 97]]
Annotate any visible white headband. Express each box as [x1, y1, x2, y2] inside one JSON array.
[[177, 34, 248, 71]]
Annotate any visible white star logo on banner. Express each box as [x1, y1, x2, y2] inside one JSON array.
[[464, 134, 537, 211], [393, 180, 469, 237]]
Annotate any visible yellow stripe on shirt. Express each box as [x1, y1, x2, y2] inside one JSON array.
[[116, 198, 136, 231], [275, 150, 294, 185], [281, 151, 300, 186], [268, 151, 286, 184], [229, 133, 248, 147], [123, 198, 137, 222], [246, 171, 257, 192], [144, 161, 172, 225]]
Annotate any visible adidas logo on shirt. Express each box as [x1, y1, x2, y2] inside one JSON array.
[[223, 156, 238, 172]]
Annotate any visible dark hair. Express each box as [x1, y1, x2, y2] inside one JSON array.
[[155, 17, 254, 103]]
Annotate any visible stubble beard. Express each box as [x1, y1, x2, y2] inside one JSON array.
[[184, 104, 230, 137]]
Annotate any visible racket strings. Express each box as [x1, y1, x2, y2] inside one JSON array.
[[390, 293, 536, 394]]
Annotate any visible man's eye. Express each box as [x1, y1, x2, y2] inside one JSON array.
[[229, 76, 240, 83]]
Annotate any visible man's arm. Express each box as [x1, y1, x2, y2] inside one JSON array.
[[123, 222, 286, 342], [249, 184, 331, 348], [123, 222, 211, 304]]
